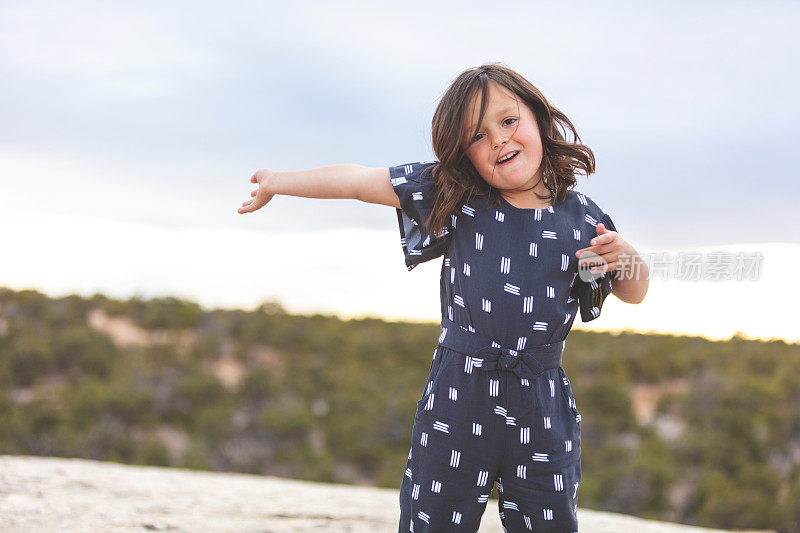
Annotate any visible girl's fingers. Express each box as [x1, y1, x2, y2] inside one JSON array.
[[590, 233, 617, 247], [577, 244, 603, 257], [578, 237, 618, 256], [586, 254, 618, 272], [239, 170, 273, 213], [588, 243, 612, 254], [589, 260, 617, 272], [581, 252, 607, 263], [580, 250, 617, 268]]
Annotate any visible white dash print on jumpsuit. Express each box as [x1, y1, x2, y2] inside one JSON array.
[[500, 256, 511, 274], [504, 282, 520, 295]]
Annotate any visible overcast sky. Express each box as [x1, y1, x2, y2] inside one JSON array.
[[1, 1, 797, 342]]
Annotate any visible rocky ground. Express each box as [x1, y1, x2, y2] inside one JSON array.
[[0, 455, 774, 533]]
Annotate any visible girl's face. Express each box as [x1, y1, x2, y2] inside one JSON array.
[[463, 82, 545, 201]]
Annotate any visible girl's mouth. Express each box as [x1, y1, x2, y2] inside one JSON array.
[[497, 151, 520, 165]]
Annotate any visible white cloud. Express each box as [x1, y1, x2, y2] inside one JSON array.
[[0, 2, 228, 98], [0, 149, 388, 233]]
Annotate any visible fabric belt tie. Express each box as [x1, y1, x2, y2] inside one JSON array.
[[436, 317, 565, 381], [468, 346, 546, 380]]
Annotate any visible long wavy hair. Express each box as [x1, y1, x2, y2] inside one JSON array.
[[425, 63, 596, 238]]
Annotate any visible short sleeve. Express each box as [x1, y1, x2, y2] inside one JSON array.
[[570, 211, 618, 322], [389, 161, 453, 271]]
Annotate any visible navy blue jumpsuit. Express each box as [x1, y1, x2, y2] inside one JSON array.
[[391, 161, 619, 533]]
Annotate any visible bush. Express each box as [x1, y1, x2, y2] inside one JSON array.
[[178, 445, 213, 471], [6, 334, 50, 386], [139, 297, 203, 330], [136, 437, 171, 467], [51, 326, 117, 378], [578, 380, 636, 432], [258, 399, 314, 440]]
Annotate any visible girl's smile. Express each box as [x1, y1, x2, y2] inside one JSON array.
[[497, 150, 521, 165]]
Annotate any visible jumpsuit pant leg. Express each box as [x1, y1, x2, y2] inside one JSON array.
[[496, 366, 582, 532], [399, 345, 506, 532], [399, 350, 582, 532]]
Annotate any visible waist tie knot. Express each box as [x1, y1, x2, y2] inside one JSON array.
[[436, 317, 565, 381], [470, 345, 546, 380]]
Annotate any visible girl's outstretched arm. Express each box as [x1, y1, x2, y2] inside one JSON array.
[[237, 165, 400, 214]]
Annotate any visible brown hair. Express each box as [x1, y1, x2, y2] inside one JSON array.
[[425, 62, 596, 238]]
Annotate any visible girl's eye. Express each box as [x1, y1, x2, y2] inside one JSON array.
[[472, 118, 517, 142]]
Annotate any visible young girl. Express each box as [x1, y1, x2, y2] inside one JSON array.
[[238, 63, 648, 532]]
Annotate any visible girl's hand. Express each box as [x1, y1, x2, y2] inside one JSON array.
[[238, 168, 276, 214], [574, 222, 632, 277]]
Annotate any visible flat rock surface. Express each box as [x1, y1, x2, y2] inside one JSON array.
[[0, 455, 773, 532]]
